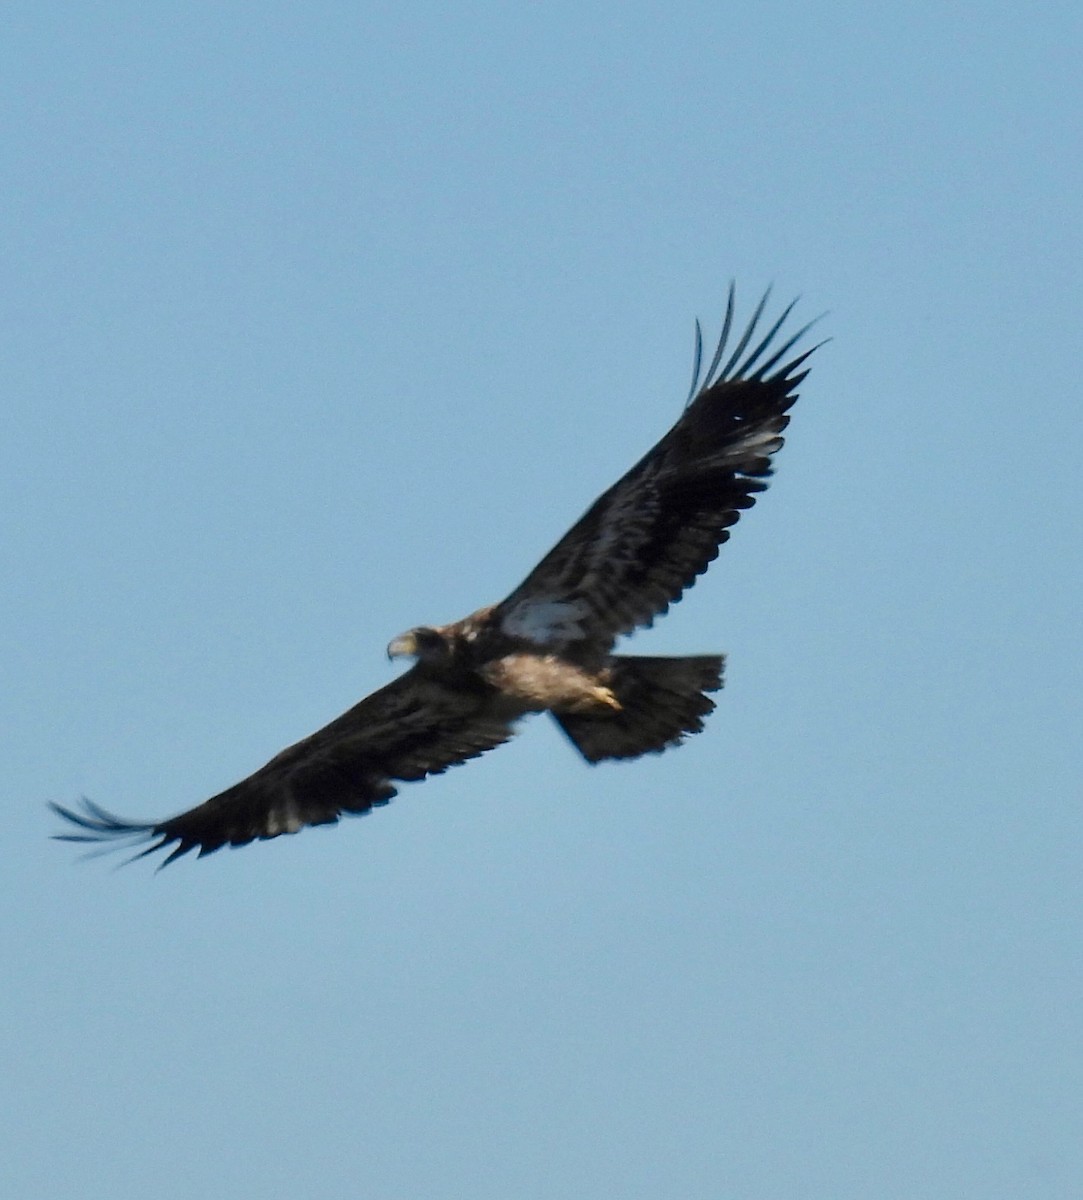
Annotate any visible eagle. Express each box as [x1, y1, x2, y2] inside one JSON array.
[[52, 286, 822, 866]]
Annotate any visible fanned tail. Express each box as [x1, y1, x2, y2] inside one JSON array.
[[551, 654, 724, 764]]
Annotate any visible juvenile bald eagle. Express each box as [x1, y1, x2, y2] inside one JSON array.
[[52, 286, 822, 866]]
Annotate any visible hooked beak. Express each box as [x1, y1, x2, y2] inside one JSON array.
[[386, 631, 418, 661]]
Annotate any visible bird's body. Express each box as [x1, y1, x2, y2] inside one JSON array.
[[53, 285, 822, 866]]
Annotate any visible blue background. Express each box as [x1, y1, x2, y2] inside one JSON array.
[[4, 4, 1081, 1196]]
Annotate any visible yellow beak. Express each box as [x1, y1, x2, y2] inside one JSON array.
[[386, 631, 418, 661]]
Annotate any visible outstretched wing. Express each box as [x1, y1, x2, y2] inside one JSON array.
[[494, 285, 823, 650], [51, 669, 517, 866]]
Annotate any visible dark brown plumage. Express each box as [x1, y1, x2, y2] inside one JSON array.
[[51, 285, 822, 866]]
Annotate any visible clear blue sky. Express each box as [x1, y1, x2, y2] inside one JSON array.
[[4, 4, 1081, 1197]]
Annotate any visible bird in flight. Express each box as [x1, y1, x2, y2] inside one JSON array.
[[52, 285, 822, 867]]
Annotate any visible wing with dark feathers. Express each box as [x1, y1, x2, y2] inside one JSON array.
[[51, 668, 517, 867], [494, 285, 824, 650]]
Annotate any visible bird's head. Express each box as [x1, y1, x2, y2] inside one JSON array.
[[386, 626, 451, 665]]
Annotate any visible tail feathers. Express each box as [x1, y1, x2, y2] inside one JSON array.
[[552, 655, 724, 764]]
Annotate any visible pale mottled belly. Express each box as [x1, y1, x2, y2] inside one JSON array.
[[479, 654, 619, 714]]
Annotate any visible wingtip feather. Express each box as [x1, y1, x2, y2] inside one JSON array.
[[687, 284, 825, 402]]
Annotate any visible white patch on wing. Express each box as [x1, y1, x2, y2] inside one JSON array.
[[501, 597, 592, 644], [717, 426, 784, 464], [589, 484, 655, 566], [264, 797, 304, 836], [281, 801, 304, 833]]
